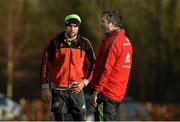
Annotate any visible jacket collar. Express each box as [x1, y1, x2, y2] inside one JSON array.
[[106, 29, 125, 37]]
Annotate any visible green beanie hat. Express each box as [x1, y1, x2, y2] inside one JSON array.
[[64, 14, 81, 27]]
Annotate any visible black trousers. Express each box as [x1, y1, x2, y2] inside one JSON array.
[[94, 94, 121, 121], [51, 89, 86, 121]]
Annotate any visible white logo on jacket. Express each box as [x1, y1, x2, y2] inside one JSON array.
[[125, 52, 131, 63]]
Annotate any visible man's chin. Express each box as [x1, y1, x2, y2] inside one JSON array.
[[68, 33, 76, 38]]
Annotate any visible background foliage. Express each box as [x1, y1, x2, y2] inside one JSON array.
[[0, 0, 179, 103]]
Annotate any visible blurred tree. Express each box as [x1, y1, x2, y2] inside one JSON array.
[[0, 0, 33, 98]]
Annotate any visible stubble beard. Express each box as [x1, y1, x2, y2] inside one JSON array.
[[67, 32, 77, 39]]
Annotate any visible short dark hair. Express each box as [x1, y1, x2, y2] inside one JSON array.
[[101, 11, 124, 28]]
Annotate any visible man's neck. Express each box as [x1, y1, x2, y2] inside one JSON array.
[[105, 27, 121, 35]]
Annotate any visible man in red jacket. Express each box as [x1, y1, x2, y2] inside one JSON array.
[[90, 11, 133, 121]]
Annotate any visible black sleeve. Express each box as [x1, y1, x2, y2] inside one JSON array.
[[40, 39, 55, 84], [83, 38, 96, 80]]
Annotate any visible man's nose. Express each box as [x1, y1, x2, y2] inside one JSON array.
[[71, 26, 75, 30]]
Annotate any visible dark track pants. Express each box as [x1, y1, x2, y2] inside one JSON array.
[[51, 88, 86, 121], [94, 94, 121, 121]]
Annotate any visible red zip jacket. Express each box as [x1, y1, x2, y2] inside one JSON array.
[[41, 31, 96, 88], [90, 29, 133, 101]]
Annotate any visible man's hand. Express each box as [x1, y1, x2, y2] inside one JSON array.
[[70, 81, 85, 94], [90, 95, 98, 107], [42, 89, 51, 104]]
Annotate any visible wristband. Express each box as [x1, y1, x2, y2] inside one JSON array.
[[42, 83, 49, 89], [93, 91, 99, 97]]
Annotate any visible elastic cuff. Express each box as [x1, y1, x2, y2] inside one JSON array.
[[92, 91, 99, 97], [82, 79, 89, 86], [42, 83, 49, 89]]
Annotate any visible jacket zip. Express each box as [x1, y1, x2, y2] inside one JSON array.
[[68, 47, 72, 89]]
